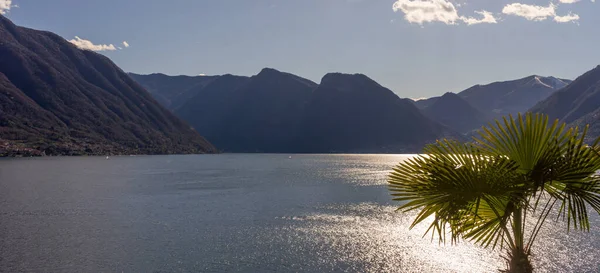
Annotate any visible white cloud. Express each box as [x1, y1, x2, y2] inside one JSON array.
[[392, 0, 497, 26], [502, 2, 581, 23], [554, 12, 580, 22], [392, 0, 461, 25], [559, 0, 580, 3], [502, 3, 556, 21], [0, 0, 12, 14], [122, 41, 130, 48], [69, 36, 117, 51], [461, 10, 498, 25]]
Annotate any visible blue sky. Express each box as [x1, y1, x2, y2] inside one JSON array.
[[2, 0, 599, 98]]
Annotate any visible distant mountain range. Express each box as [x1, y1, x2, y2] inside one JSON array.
[[0, 15, 216, 156], [132, 65, 600, 152], [135, 68, 459, 153], [414, 75, 571, 133], [133, 67, 595, 152]]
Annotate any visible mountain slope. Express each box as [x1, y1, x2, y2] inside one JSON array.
[[422, 92, 489, 133], [177, 68, 317, 152], [128, 73, 217, 110], [175, 74, 250, 141], [0, 15, 216, 156], [300, 73, 458, 153], [413, 97, 439, 109], [459, 75, 570, 118], [530, 65, 600, 138]]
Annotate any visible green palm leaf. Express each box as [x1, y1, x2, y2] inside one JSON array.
[[389, 113, 600, 272], [389, 139, 523, 248]]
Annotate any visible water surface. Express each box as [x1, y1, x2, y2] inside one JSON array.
[[0, 154, 598, 272]]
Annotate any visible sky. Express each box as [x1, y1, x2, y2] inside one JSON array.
[[2, 0, 599, 99]]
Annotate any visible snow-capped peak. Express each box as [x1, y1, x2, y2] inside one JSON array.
[[533, 76, 568, 89], [545, 76, 569, 89], [534, 76, 554, 89]]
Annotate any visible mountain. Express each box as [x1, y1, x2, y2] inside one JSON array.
[[459, 75, 570, 118], [415, 76, 570, 118], [176, 68, 317, 152], [0, 15, 216, 156], [299, 73, 458, 153], [175, 74, 250, 144], [156, 69, 458, 153], [530, 65, 600, 139], [128, 73, 218, 110], [412, 97, 439, 109], [421, 92, 489, 133]]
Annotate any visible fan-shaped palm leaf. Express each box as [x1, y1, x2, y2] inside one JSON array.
[[389, 113, 600, 273], [389, 139, 523, 248]]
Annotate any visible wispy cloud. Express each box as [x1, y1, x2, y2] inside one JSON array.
[[69, 36, 117, 51], [392, 0, 497, 26], [554, 12, 580, 22], [392, 0, 461, 25], [502, 3, 580, 23], [461, 10, 498, 25], [502, 3, 556, 21], [393, 0, 586, 26], [0, 0, 12, 14], [123, 41, 130, 48]]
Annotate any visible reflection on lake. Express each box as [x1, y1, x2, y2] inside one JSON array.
[[0, 154, 598, 272]]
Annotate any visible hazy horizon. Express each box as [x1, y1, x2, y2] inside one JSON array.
[[3, 0, 599, 98]]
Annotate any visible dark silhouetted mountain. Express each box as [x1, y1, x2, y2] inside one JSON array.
[[458, 75, 570, 118], [128, 73, 218, 110], [299, 73, 458, 153], [421, 92, 489, 133], [163, 69, 458, 153], [0, 15, 216, 156], [175, 74, 250, 141], [530, 65, 600, 139], [176, 68, 317, 152]]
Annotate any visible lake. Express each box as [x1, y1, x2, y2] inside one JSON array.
[[0, 154, 598, 272]]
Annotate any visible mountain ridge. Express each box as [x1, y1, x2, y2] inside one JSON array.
[[530, 65, 600, 140], [298, 73, 458, 153], [421, 92, 489, 133], [411, 74, 571, 134], [0, 14, 216, 156], [153, 69, 461, 153]]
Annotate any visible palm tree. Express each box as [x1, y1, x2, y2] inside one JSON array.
[[388, 113, 600, 273]]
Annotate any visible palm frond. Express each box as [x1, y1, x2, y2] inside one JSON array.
[[473, 113, 571, 191], [389, 139, 524, 248], [473, 114, 600, 230], [542, 126, 600, 231]]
